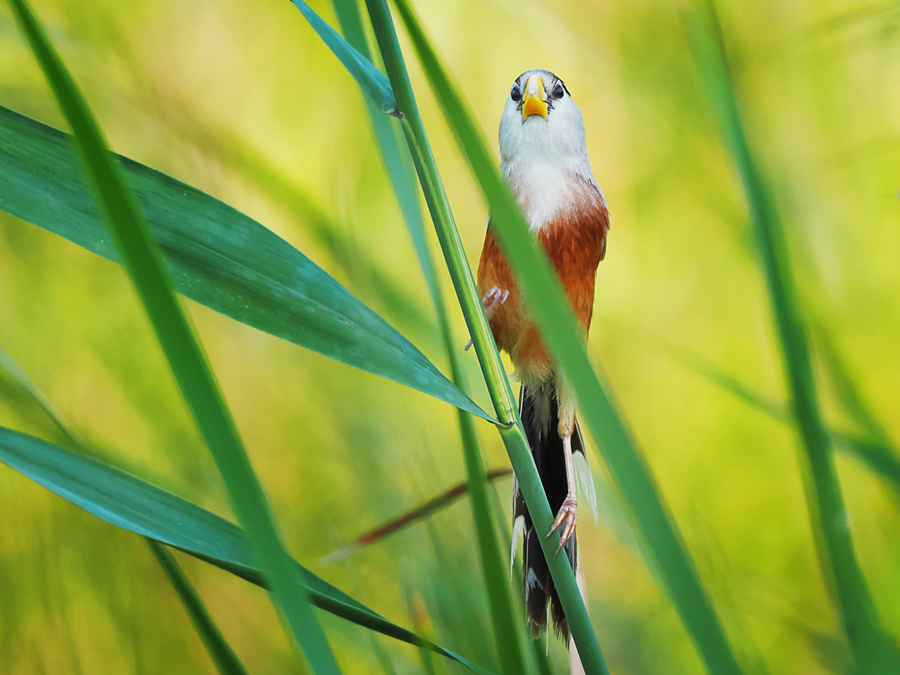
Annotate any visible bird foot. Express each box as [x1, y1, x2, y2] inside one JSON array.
[[547, 494, 577, 555], [482, 286, 510, 315], [464, 286, 509, 351]]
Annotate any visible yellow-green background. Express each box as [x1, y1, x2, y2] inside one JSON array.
[[1, 0, 898, 673]]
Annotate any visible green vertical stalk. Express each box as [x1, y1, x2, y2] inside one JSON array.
[[331, 2, 526, 672], [689, 3, 898, 672], [385, 1, 748, 673], [362, 5, 609, 673]]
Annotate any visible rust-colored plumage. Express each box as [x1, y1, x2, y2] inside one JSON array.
[[477, 187, 609, 387], [477, 181, 608, 641], [482, 68, 609, 643]]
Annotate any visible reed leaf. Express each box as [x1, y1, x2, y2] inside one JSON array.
[[0, 346, 250, 675], [148, 541, 251, 675], [289, 0, 397, 115], [0, 425, 497, 675], [0, 104, 490, 422], [7, 0, 339, 670], [389, 1, 746, 673]]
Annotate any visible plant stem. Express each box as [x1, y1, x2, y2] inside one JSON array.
[[363, 2, 609, 673]]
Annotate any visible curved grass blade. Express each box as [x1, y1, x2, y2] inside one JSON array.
[[688, 4, 899, 670], [288, 0, 397, 115], [0, 425, 497, 675], [813, 323, 895, 446], [0, 105, 490, 422], [7, 1, 339, 670], [148, 541, 251, 675], [322, 467, 512, 564], [0, 345, 84, 450], [387, 1, 745, 673], [1, 346, 249, 675]]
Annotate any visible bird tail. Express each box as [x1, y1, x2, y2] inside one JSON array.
[[513, 383, 593, 643]]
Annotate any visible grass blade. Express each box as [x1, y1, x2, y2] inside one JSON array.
[[1, 345, 252, 675], [289, 0, 397, 115], [813, 324, 894, 445], [361, 1, 610, 672], [0, 345, 84, 450], [7, 1, 340, 671], [331, 4, 528, 672], [688, 3, 899, 670], [0, 425, 497, 675], [0, 104, 490, 422], [388, 1, 747, 673], [148, 541, 251, 675], [616, 321, 900, 491]]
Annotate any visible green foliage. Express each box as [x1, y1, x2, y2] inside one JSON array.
[[688, 4, 899, 670], [1, 0, 898, 673], [148, 541, 252, 675], [0, 105, 489, 422], [0, 425, 497, 674], [6, 0, 338, 669]]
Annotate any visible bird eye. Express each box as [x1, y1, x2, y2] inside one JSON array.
[[552, 82, 565, 99], [510, 85, 522, 102]]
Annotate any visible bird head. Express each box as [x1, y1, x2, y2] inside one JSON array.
[[499, 69, 589, 175]]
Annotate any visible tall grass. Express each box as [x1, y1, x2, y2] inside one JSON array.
[[1, 0, 898, 673]]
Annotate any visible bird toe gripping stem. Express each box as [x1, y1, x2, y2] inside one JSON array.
[[464, 286, 509, 351], [547, 494, 578, 555]]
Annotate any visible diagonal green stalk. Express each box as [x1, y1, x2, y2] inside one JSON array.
[[148, 542, 251, 675], [330, 3, 526, 671], [688, 3, 899, 671], [387, 1, 748, 674], [6, 0, 340, 671], [362, 1, 609, 673], [615, 320, 900, 491]]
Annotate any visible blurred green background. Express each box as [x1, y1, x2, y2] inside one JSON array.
[[1, 0, 898, 673]]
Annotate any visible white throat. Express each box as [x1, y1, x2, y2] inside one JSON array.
[[498, 72, 604, 233], [501, 149, 596, 233]]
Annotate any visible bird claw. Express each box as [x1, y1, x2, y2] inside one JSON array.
[[482, 286, 509, 314], [546, 495, 577, 555], [465, 286, 509, 351]]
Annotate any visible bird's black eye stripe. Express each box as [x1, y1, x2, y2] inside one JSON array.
[[510, 84, 522, 102], [551, 81, 565, 99]]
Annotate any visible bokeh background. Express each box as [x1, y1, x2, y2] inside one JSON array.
[[1, 0, 898, 673]]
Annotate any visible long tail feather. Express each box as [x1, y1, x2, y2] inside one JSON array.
[[514, 383, 582, 643]]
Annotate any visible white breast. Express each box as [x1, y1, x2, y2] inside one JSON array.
[[505, 161, 587, 233], [498, 97, 604, 233]]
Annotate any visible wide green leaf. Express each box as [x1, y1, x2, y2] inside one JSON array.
[[0, 425, 497, 675], [0, 105, 490, 422], [11, 0, 340, 664]]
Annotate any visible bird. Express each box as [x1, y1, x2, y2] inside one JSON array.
[[475, 69, 609, 641]]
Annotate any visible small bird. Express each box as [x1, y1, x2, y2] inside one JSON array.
[[476, 69, 609, 641]]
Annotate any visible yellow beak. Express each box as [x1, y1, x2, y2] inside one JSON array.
[[522, 74, 548, 118]]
